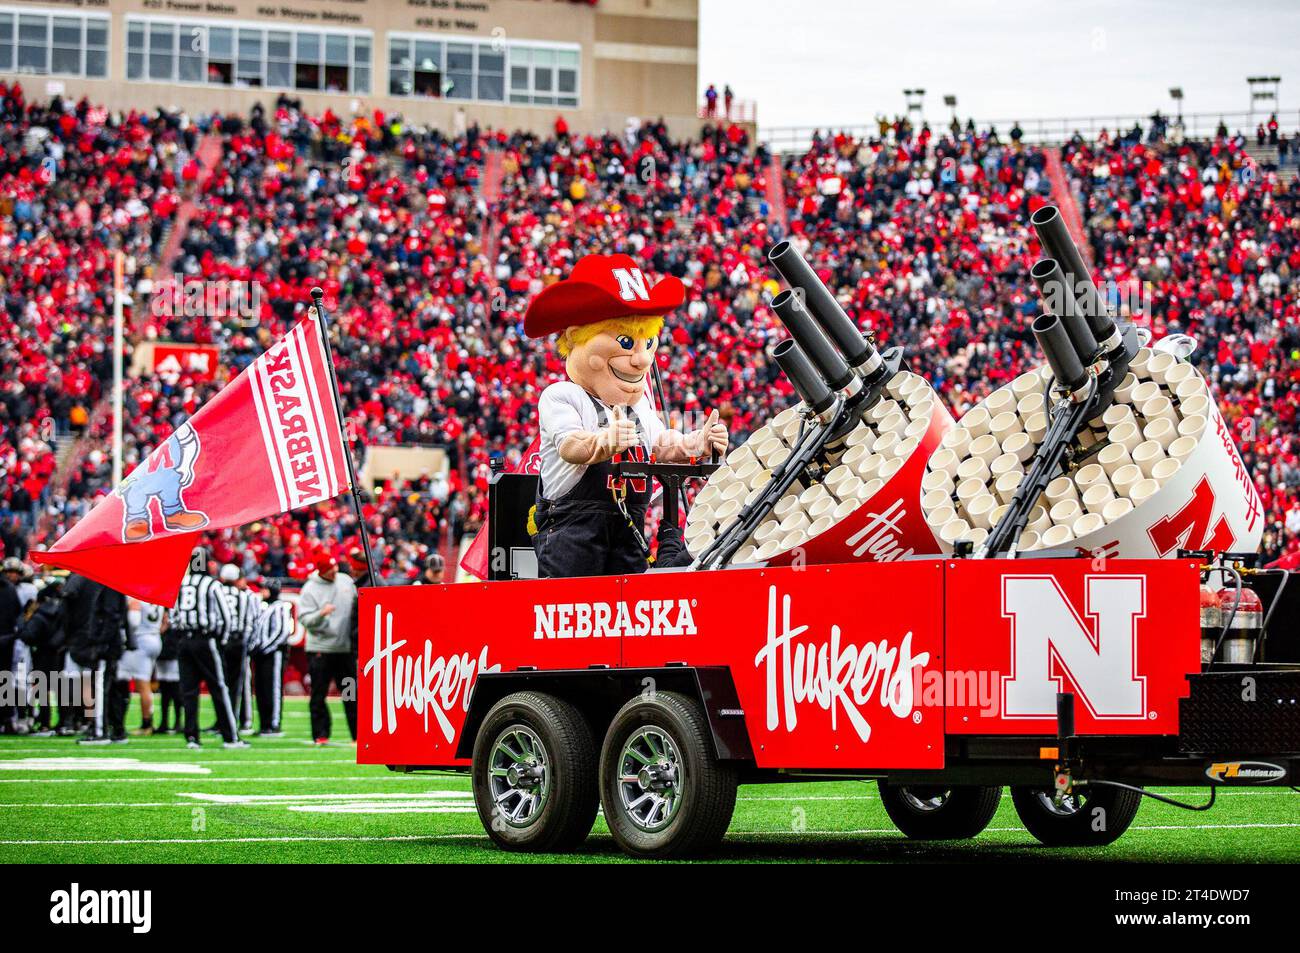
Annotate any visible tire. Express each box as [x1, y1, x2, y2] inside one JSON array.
[[599, 690, 737, 859], [878, 783, 1002, 840], [1010, 784, 1142, 847], [471, 691, 598, 853]]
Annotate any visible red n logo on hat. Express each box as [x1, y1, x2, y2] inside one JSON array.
[[611, 267, 650, 302]]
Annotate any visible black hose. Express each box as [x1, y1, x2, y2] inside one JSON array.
[[1085, 780, 1217, 811], [1255, 568, 1289, 662]]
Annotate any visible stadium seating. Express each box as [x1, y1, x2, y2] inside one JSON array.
[[3, 88, 1296, 576]]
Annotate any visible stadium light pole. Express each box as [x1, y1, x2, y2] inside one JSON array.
[[903, 88, 926, 122], [1246, 76, 1281, 127], [112, 251, 124, 488], [1169, 87, 1183, 124]]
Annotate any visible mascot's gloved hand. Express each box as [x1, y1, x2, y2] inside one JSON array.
[[683, 409, 728, 458], [558, 405, 640, 466], [604, 405, 640, 455], [653, 518, 694, 568]]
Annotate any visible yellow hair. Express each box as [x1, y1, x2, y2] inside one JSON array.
[[557, 316, 664, 358]]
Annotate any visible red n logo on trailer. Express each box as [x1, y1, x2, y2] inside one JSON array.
[[1001, 575, 1146, 719], [1146, 476, 1237, 555]]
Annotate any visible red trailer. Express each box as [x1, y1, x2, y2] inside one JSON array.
[[356, 556, 1300, 858]]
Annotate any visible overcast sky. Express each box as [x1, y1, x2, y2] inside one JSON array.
[[698, 0, 1300, 133]]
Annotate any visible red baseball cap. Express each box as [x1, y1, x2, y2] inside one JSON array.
[[523, 253, 684, 338], [314, 555, 338, 573]]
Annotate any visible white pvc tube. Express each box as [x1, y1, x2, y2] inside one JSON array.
[[1168, 434, 1197, 464], [1151, 456, 1182, 484], [1132, 439, 1167, 478], [1147, 351, 1175, 385], [1003, 431, 1035, 462], [1024, 411, 1048, 443], [1113, 373, 1138, 404], [1050, 498, 1082, 527], [1102, 496, 1134, 522], [1073, 512, 1105, 537], [956, 455, 991, 485], [1143, 416, 1178, 451], [1109, 420, 1144, 454], [1041, 524, 1075, 547], [969, 433, 1001, 466], [1111, 463, 1142, 500], [1045, 475, 1079, 506], [994, 470, 1023, 504], [1081, 482, 1114, 515], [891, 433, 919, 459], [1129, 478, 1159, 506], [1178, 415, 1208, 441], [962, 405, 991, 439], [1028, 505, 1052, 533]]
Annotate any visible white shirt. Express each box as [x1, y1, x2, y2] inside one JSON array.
[[538, 381, 666, 499]]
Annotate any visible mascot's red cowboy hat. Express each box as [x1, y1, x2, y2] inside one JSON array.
[[523, 253, 684, 338]]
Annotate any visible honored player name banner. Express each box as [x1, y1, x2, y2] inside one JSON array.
[[34, 313, 349, 605]]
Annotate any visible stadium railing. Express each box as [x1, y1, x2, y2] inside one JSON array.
[[761, 108, 1300, 152]]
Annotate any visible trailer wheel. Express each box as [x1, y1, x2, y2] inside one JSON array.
[[599, 691, 737, 859], [471, 691, 598, 853], [878, 783, 1002, 840], [1010, 784, 1141, 847]]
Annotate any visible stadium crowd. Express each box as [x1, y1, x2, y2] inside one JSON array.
[[0, 84, 1297, 736]]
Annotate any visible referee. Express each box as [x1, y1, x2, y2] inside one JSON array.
[[249, 582, 293, 736], [214, 564, 260, 735], [169, 548, 246, 749]]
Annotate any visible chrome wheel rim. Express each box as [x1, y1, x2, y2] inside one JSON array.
[[487, 726, 550, 829], [1035, 789, 1083, 816], [617, 726, 682, 832], [900, 787, 951, 813]]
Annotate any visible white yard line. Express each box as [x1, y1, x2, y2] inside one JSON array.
[[738, 790, 1295, 802], [0, 791, 473, 808], [4, 821, 1300, 847], [175, 790, 472, 802], [0, 775, 434, 784]]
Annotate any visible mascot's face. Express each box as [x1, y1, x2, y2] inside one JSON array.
[[566, 326, 659, 406]]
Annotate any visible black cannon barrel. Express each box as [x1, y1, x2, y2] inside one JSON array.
[[771, 289, 854, 391], [1030, 205, 1118, 347], [1030, 257, 1099, 363], [773, 339, 834, 416], [768, 241, 877, 372], [1032, 312, 1088, 393]]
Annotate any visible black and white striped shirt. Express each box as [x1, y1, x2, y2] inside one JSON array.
[[221, 585, 262, 646], [250, 599, 294, 655], [170, 572, 233, 640]]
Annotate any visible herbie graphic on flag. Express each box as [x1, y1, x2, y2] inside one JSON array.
[[117, 422, 208, 542], [34, 310, 350, 605]]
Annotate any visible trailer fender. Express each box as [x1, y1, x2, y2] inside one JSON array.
[[457, 666, 754, 763]]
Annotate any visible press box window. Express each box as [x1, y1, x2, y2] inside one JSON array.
[[0, 9, 108, 77], [389, 33, 575, 107], [125, 18, 370, 94]]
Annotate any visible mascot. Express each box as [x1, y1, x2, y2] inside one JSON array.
[[117, 422, 209, 542], [524, 254, 728, 578]]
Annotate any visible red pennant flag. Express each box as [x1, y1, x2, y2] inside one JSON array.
[[34, 313, 350, 604], [459, 435, 542, 580]]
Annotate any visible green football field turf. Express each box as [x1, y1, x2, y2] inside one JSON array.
[[1, 697, 1295, 864]]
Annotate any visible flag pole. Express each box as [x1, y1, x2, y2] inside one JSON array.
[[310, 287, 381, 587], [112, 251, 124, 488]]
